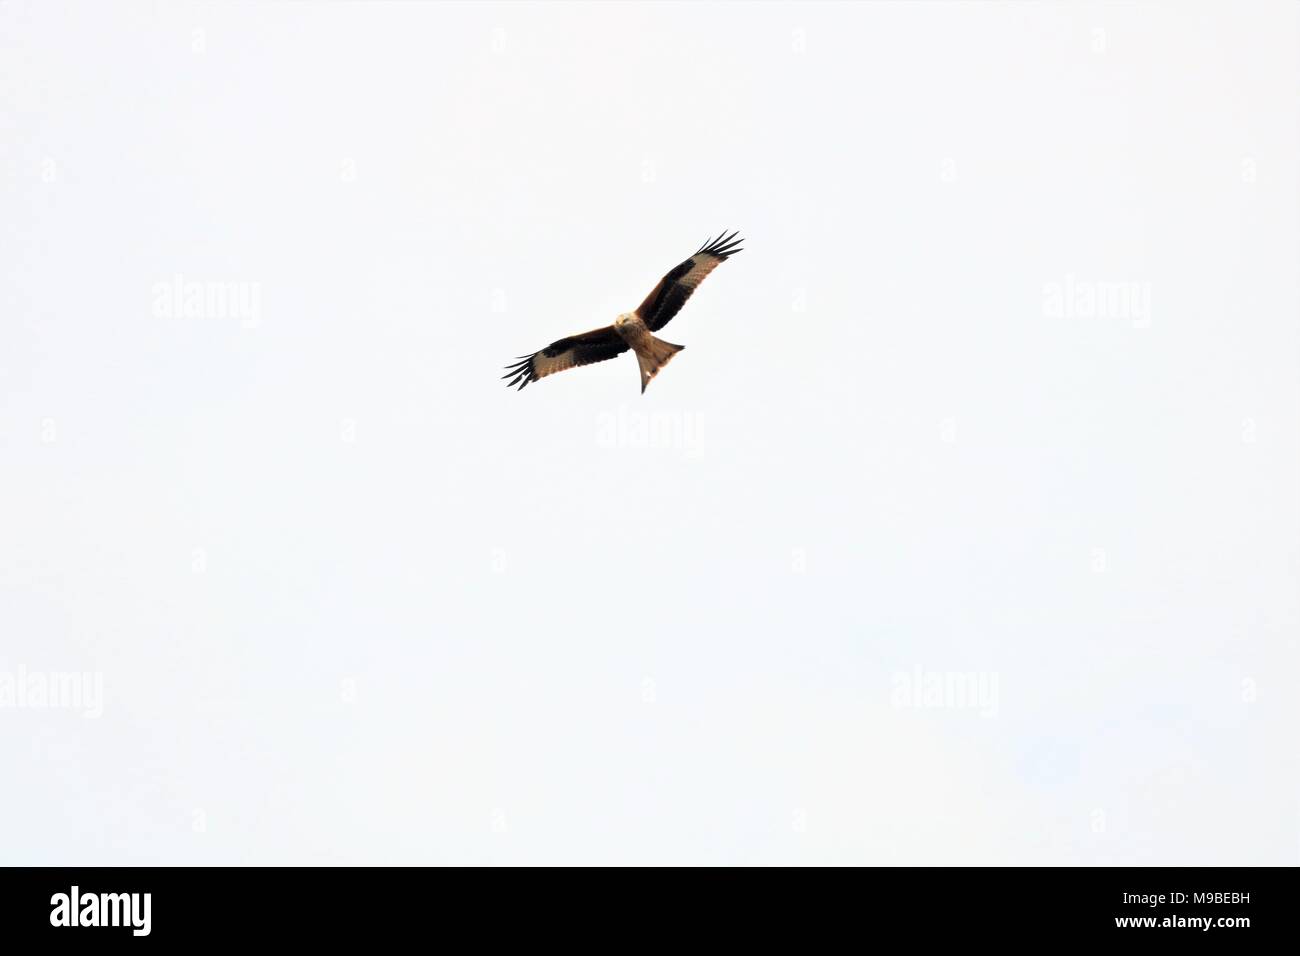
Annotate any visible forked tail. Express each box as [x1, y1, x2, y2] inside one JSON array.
[[634, 335, 684, 393]]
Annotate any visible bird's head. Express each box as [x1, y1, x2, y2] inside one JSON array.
[[614, 312, 635, 330]]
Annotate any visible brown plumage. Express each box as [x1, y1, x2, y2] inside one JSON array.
[[503, 231, 743, 393]]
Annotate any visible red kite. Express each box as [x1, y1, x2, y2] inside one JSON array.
[[503, 231, 743, 393]]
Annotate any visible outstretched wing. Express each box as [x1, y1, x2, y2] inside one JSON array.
[[635, 231, 744, 332], [502, 325, 628, 390]]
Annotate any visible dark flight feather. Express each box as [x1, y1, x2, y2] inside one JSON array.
[[502, 326, 628, 389], [636, 231, 743, 332]]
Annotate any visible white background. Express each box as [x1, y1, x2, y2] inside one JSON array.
[[2, 1, 1297, 865]]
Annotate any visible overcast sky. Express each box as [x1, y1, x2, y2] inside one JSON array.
[[1, 0, 1296, 864]]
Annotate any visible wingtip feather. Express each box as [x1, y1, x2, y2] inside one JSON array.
[[503, 354, 537, 389], [698, 230, 744, 259]]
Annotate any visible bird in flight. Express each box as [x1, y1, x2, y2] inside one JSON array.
[[503, 231, 743, 393]]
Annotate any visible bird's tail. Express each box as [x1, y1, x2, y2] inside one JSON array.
[[634, 335, 684, 393]]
